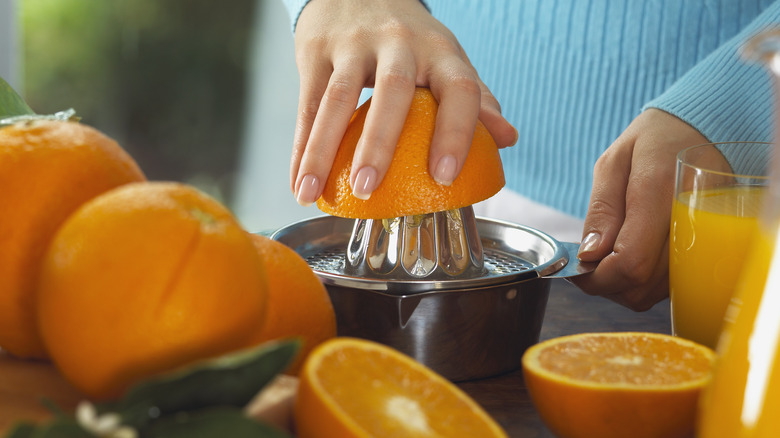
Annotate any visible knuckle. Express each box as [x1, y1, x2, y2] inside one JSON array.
[[593, 151, 615, 175], [446, 75, 482, 97], [586, 198, 620, 219], [626, 298, 655, 312], [323, 78, 357, 108], [613, 247, 655, 286], [617, 289, 657, 312], [297, 101, 320, 125], [481, 91, 502, 113], [295, 34, 329, 60], [357, 131, 396, 157], [378, 19, 415, 40], [424, 31, 461, 54], [378, 67, 415, 90]]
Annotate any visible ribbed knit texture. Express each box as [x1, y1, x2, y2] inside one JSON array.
[[282, 0, 780, 218]]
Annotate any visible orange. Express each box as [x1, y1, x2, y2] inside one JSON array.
[[0, 120, 145, 358], [316, 87, 505, 219], [247, 234, 336, 374], [522, 332, 715, 438], [36, 181, 268, 400], [295, 337, 508, 438]]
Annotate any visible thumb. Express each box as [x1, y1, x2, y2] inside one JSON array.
[[578, 139, 633, 262]]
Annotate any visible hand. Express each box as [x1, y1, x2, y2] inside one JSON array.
[[570, 109, 709, 311], [289, 0, 517, 206]]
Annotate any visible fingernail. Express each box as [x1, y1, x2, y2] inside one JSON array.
[[296, 174, 320, 207], [578, 232, 601, 258], [433, 154, 457, 186], [352, 166, 378, 200]]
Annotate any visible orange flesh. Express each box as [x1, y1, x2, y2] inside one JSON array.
[[536, 335, 713, 385], [312, 343, 503, 437]]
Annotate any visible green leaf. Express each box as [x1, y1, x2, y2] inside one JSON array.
[[30, 418, 94, 438], [30, 417, 95, 438], [0, 76, 34, 119], [104, 339, 300, 428], [4, 422, 35, 438], [5, 418, 94, 438], [144, 408, 290, 438]]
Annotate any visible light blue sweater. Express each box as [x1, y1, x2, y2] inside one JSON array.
[[282, 0, 780, 219]]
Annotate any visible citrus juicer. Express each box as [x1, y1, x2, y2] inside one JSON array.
[[272, 205, 596, 381], [344, 206, 484, 280]]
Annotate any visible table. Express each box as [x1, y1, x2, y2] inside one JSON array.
[[458, 279, 672, 437], [0, 279, 671, 437]]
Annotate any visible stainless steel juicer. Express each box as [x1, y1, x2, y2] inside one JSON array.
[[272, 206, 594, 381]]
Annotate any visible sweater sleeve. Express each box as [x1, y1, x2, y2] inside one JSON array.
[[280, 0, 431, 33], [281, 0, 312, 33], [642, 1, 780, 144]]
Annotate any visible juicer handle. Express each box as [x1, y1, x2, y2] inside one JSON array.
[[543, 241, 598, 279]]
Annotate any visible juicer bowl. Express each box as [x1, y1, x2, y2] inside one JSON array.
[[271, 215, 594, 381]]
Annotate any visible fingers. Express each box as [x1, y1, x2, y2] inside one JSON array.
[[289, 61, 330, 193], [572, 239, 670, 311], [478, 89, 518, 149], [428, 71, 482, 185], [577, 138, 632, 263], [349, 46, 417, 199], [571, 132, 666, 311], [426, 48, 517, 185], [573, 132, 673, 311], [574, 145, 674, 310], [288, 0, 516, 205], [293, 65, 367, 206], [571, 109, 710, 311]]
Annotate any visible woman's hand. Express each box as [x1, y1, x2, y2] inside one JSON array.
[[571, 109, 709, 311], [289, 0, 517, 206]]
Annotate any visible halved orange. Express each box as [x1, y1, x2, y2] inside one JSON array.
[[295, 337, 507, 438], [316, 87, 505, 219], [522, 332, 715, 438]]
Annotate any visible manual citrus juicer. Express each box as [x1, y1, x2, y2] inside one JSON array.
[[274, 89, 595, 381]]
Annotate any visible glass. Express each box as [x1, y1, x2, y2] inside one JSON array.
[[670, 142, 770, 349], [698, 30, 780, 437]]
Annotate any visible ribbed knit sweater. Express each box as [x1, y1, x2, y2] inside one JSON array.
[[282, 0, 780, 219]]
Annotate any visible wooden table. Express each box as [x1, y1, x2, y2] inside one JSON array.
[[0, 279, 671, 437]]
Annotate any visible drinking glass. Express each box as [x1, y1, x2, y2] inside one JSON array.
[[669, 141, 770, 349]]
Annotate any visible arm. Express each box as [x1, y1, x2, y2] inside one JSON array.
[[280, 0, 517, 206], [572, 1, 780, 310]]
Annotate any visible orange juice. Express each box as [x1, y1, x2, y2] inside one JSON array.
[[698, 220, 780, 437], [669, 186, 764, 349]]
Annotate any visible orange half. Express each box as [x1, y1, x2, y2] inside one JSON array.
[[295, 337, 507, 438], [316, 88, 505, 219], [522, 332, 715, 438]]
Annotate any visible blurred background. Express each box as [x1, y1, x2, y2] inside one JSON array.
[[0, 0, 318, 233]]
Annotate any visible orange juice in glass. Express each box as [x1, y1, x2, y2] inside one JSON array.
[[669, 142, 770, 349]]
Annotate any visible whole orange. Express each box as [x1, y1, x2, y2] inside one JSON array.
[[0, 120, 145, 358], [316, 87, 505, 219], [36, 182, 268, 400], [247, 234, 336, 375]]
